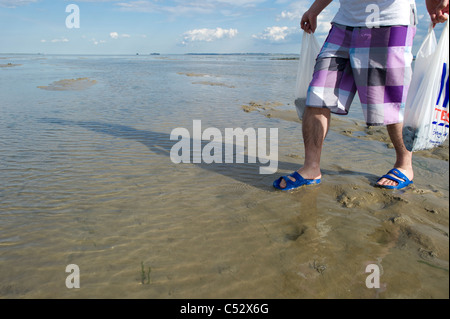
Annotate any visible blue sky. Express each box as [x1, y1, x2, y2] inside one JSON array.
[[0, 0, 445, 54]]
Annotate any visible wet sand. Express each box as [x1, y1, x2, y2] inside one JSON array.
[[37, 78, 97, 91], [177, 72, 235, 88], [192, 81, 235, 88], [1, 101, 445, 299], [0, 56, 448, 299], [0, 63, 22, 68], [239, 101, 449, 298], [177, 72, 211, 77]]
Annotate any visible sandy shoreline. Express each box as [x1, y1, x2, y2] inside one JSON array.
[[240, 100, 449, 298], [37, 77, 97, 91], [0, 56, 447, 299], [0, 63, 22, 68]]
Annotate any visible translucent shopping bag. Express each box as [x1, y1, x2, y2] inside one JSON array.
[[403, 19, 449, 151], [294, 31, 321, 119]]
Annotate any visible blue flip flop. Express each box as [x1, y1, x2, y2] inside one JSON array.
[[376, 168, 413, 190], [273, 171, 321, 191]]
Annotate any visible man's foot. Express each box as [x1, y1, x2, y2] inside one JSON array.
[[275, 168, 322, 190], [376, 167, 414, 190]]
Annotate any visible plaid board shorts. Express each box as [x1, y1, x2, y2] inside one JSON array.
[[306, 23, 416, 126]]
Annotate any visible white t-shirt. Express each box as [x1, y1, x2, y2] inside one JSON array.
[[332, 0, 418, 27]]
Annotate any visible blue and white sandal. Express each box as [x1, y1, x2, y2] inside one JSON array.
[[273, 171, 321, 191], [376, 168, 413, 190]]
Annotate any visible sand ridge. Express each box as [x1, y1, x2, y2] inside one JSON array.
[[38, 77, 97, 91]]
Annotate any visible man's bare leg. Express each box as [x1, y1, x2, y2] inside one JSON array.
[[377, 123, 414, 187], [279, 107, 330, 189]]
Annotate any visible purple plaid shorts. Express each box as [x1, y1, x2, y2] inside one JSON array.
[[306, 23, 416, 126]]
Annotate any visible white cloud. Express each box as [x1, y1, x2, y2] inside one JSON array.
[[110, 32, 132, 39], [182, 27, 238, 44], [116, 1, 212, 15], [276, 1, 308, 21], [116, 0, 266, 17], [252, 26, 297, 42], [278, 10, 300, 21], [276, 1, 337, 35], [41, 37, 69, 43], [51, 38, 69, 43], [91, 38, 106, 45], [0, 0, 37, 8], [211, 0, 265, 6]]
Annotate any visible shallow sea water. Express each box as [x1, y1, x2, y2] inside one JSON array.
[[0, 54, 448, 299]]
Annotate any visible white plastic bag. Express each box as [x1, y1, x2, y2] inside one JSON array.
[[294, 31, 321, 119], [403, 19, 449, 152]]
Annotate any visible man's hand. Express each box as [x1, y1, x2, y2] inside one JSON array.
[[427, 0, 449, 25], [301, 10, 318, 34], [300, 0, 333, 34]]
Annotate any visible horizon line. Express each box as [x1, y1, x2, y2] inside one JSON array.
[[0, 52, 300, 56]]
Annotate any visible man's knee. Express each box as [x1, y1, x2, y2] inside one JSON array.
[[304, 106, 331, 119]]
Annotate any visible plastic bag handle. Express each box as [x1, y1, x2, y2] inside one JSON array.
[[428, 21, 434, 33]]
